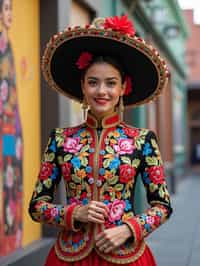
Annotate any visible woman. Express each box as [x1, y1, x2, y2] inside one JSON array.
[[29, 15, 172, 265], [0, 0, 23, 255]]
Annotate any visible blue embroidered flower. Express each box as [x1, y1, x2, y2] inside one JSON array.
[[103, 200, 109, 205], [144, 223, 151, 232], [117, 128, 127, 138], [99, 168, 105, 175], [142, 172, 151, 184], [86, 166, 92, 173], [116, 220, 123, 225], [100, 150, 105, 155], [50, 167, 59, 180], [49, 140, 56, 152], [109, 157, 120, 170], [143, 143, 152, 156], [82, 198, 89, 205], [71, 157, 81, 168], [125, 200, 132, 211]]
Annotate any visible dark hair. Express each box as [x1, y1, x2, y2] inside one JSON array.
[[81, 55, 126, 83]]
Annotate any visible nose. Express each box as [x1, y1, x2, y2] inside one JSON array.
[[97, 82, 106, 95]]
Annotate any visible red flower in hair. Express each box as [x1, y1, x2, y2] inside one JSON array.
[[104, 14, 136, 36], [124, 75, 132, 95], [76, 52, 93, 69]]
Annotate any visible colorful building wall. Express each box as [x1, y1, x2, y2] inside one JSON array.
[[0, 0, 40, 256]]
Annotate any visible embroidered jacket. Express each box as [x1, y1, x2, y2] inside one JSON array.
[[29, 112, 172, 264]]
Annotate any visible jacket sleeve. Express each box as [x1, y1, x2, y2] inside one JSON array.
[[124, 130, 173, 244], [28, 129, 81, 231]]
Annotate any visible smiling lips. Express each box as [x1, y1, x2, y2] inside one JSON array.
[[94, 98, 110, 105]]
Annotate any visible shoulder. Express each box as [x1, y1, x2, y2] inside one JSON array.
[[120, 122, 156, 138], [52, 123, 85, 137]]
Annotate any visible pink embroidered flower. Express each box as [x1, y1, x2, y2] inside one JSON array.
[[108, 199, 125, 222], [39, 162, 54, 181], [50, 208, 59, 218], [124, 75, 132, 95], [119, 164, 136, 183], [6, 165, 14, 188], [76, 52, 93, 69], [104, 14, 136, 36], [64, 137, 83, 153], [62, 162, 72, 181], [146, 216, 155, 225], [0, 80, 8, 102], [69, 198, 81, 204], [123, 127, 140, 138], [16, 137, 23, 160], [114, 138, 134, 155], [146, 166, 165, 185], [0, 35, 7, 53]]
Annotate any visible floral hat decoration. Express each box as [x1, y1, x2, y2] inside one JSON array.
[[42, 14, 169, 107]]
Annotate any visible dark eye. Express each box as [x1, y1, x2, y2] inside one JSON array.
[[107, 81, 116, 87], [88, 80, 97, 86]]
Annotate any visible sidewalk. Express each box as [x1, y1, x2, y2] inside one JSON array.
[[147, 174, 200, 266]]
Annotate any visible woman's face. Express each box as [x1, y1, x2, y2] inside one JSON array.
[[0, 0, 12, 30], [82, 62, 125, 119]]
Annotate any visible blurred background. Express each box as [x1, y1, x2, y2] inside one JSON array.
[[0, 0, 200, 265]]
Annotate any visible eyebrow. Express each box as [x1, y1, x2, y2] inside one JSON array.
[[87, 77, 119, 80]]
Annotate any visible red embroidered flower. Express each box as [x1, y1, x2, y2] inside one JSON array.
[[146, 166, 165, 185], [124, 75, 132, 95], [43, 208, 52, 220], [104, 14, 136, 36], [154, 215, 161, 226], [119, 164, 136, 183], [76, 52, 93, 69], [64, 127, 79, 137], [61, 162, 72, 181], [39, 162, 54, 181], [123, 127, 140, 138]]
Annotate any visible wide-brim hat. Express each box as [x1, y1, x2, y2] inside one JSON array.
[[42, 15, 169, 107]]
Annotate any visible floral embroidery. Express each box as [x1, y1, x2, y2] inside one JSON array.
[[119, 164, 136, 183], [38, 162, 54, 181], [113, 138, 134, 155], [146, 166, 165, 185], [64, 137, 83, 153], [61, 162, 72, 181], [108, 199, 126, 222]]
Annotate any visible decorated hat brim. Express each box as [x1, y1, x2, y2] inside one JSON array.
[[42, 28, 169, 107]]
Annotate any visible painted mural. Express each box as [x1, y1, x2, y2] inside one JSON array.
[[0, 0, 23, 256]]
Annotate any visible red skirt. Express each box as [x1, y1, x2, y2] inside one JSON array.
[[45, 245, 156, 266]]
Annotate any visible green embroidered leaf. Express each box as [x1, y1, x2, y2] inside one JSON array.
[[69, 182, 76, 189], [114, 184, 124, 191], [80, 145, 90, 153], [81, 157, 88, 167], [146, 156, 158, 166], [132, 159, 140, 168], [107, 176, 119, 185], [135, 130, 148, 149], [121, 156, 131, 165], [44, 152, 55, 162], [110, 168, 117, 174], [43, 179, 52, 189], [110, 192, 116, 201], [105, 146, 114, 154], [55, 135, 64, 147], [103, 159, 112, 169], [151, 138, 158, 149], [72, 174, 81, 184], [64, 154, 72, 162], [124, 190, 131, 199], [57, 156, 64, 164], [149, 183, 158, 192], [36, 182, 43, 193]]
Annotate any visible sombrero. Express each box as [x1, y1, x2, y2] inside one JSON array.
[[42, 15, 169, 107]]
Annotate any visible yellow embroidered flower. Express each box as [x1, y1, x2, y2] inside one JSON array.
[[110, 138, 117, 144], [80, 139, 88, 145], [122, 212, 134, 221], [104, 153, 114, 159], [116, 191, 122, 199], [80, 131, 87, 137], [79, 152, 89, 159], [104, 170, 113, 179], [76, 169, 87, 179], [113, 131, 120, 137]]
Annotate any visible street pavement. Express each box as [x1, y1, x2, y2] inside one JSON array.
[[147, 174, 200, 266]]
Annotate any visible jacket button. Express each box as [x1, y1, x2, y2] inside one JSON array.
[[96, 179, 102, 187], [88, 177, 94, 184]]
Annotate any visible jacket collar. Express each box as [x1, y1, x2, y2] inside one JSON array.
[[86, 112, 121, 129]]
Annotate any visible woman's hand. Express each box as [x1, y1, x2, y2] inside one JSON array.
[[74, 201, 109, 224], [95, 224, 132, 253]]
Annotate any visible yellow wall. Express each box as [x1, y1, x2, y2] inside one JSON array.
[[10, 0, 41, 246]]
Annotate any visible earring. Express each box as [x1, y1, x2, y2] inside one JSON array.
[[82, 97, 88, 121], [118, 96, 124, 120]]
